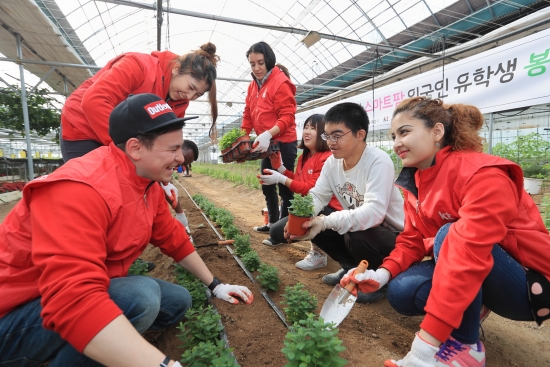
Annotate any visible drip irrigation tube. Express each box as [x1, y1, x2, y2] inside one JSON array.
[[178, 182, 291, 329]]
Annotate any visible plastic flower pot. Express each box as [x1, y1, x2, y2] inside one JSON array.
[[524, 177, 543, 194], [287, 213, 310, 237]]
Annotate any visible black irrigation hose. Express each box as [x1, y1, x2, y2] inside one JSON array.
[[178, 182, 291, 330]]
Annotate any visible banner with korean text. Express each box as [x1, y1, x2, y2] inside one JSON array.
[[295, 27, 550, 137]]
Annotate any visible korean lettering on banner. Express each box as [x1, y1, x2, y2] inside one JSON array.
[[524, 48, 550, 77], [455, 58, 517, 93], [365, 91, 405, 112], [408, 79, 449, 98]]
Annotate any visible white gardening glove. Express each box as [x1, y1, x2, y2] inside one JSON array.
[[292, 216, 326, 241], [175, 212, 188, 227], [340, 268, 391, 296], [259, 169, 287, 186], [212, 283, 254, 305], [385, 333, 439, 367], [252, 130, 272, 152], [160, 182, 178, 197]]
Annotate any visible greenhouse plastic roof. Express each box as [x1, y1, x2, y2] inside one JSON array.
[[0, 0, 549, 150]]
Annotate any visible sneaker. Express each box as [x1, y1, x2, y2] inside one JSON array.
[[295, 251, 327, 270], [356, 285, 387, 303], [262, 238, 282, 247], [480, 304, 491, 324], [322, 268, 348, 286], [435, 337, 486, 366], [253, 224, 270, 233]]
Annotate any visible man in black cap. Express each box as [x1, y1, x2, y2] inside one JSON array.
[[0, 94, 253, 367]]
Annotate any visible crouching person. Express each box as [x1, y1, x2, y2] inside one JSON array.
[[0, 94, 253, 367]]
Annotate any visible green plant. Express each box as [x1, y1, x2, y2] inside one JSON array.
[[127, 258, 149, 275], [178, 305, 224, 349], [281, 314, 347, 367], [233, 233, 251, 257], [491, 133, 550, 165], [218, 127, 247, 151], [256, 263, 281, 291], [172, 172, 179, 180], [221, 224, 240, 239], [288, 193, 314, 218], [281, 283, 318, 325], [174, 264, 208, 308], [541, 196, 550, 232], [241, 250, 261, 272], [180, 340, 238, 367], [522, 165, 548, 179]]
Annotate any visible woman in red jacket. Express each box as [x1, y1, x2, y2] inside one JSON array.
[[340, 97, 550, 367], [259, 114, 342, 270], [60, 42, 219, 161], [241, 41, 297, 233]]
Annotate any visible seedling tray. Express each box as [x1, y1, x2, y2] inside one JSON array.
[[220, 140, 281, 163]]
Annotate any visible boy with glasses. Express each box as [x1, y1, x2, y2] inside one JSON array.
[[286, 102, 404, 303]]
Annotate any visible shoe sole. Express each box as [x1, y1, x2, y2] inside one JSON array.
[[295, 263, 327, 271]]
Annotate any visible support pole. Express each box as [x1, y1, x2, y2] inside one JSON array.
[[156, 0, 163, 51], [487, 113, 494, 154], [16, 33, 34, 181]]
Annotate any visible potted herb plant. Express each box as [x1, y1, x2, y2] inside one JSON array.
[[218, 127, 248, 154], [522, 165, 548, 195], [287, 193, 314, 237]]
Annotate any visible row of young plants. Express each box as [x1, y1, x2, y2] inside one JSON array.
[[193, 161, 262, 189], [192, 193, 347, 366]]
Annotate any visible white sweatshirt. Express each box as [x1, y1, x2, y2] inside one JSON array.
[[310, 145, 404, 235]]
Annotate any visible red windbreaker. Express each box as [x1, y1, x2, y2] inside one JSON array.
[[0, 145, 195, 352], [384, 146, 550, 342], [61, 51, 189, 145], [241, 67, 297, 143]]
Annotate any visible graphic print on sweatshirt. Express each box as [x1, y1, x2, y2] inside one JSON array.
[[336, 182, 364, 209]]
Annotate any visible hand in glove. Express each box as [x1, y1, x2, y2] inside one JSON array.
[[259, 169, 287, 186], [340, 267, 391, 296], [212, 283, 254, 305], [175, 212, 188, 227], [269, 151, 286, 173], [384, 333, 440, 367], [252, 130, 272, 153], [160, 182, 178, 208], [290, 216, 326, 241]]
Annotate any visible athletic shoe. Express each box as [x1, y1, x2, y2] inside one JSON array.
[[253, 224, 270, 233], [384, 337, 486, 367], [322, 268, 348, 286], [480, 304, 491, 324], [295, 250, 327, 270], [356, 285, 387, 303], [262, 238, 283, 247]]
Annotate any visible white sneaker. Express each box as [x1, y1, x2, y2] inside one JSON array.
[[295, 251, 327, 270]]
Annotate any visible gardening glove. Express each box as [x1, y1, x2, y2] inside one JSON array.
[[291, 216, 326, 241], [340, 267, 391, 296], [269, 151, 286, 173], [252, 130, 272, 153], [213, 283, 254, 305], [161, 182, 178, 209], [175, 212, 189, 227], [384, 333, 439, 367], [259, 169, 286, 186]]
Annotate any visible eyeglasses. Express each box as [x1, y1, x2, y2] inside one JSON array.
[[321, 130, 352, 142]]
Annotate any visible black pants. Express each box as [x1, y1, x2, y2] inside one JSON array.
[[60, 138, 102, 162], [261, 141, 297, 223], [312, 207, 398, 270]]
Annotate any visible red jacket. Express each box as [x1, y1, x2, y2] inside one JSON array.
[[284, 150, 342, 211], [0, 145, 195, 352], [384, 146, 550, 342], [241, 67, 297, 143], [61, 51, 189, 145]]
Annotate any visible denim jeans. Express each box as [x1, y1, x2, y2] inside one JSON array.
[[0, 275, 192, 366], [261, 141, 297, 223], [387, 223, 533, 344]]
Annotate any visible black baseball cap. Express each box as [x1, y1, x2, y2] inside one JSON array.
[[109, 93, 198, 144]]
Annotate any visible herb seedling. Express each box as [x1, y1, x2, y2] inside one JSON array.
[[241, 250, 261, 272], [180, 340, 238, 367], [127, 259, 149, 275], [233, 233, 251, 257], [218, 127, 247, 151], [288, 193, 314, 218], [281, 313, 347, 367], [281, 283, 318, 325], [256, 263, 281, 291], [221, 224, 240, 239], [178, 305, 224, 349]]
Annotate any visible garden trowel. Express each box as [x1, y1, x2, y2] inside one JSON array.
[[319, 260, 368, 327], [195, 239, 235, 248]]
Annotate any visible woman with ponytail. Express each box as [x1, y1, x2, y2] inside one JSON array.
[[241, 41, 298, 233], [339, 96, 550, 366], [61, 43, 219, 161]]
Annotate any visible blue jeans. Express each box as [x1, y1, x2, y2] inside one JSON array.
[[0, 275, 191, 366], [387, 223, 533, 344]]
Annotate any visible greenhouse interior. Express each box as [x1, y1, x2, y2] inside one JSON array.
[[2, 1, 550, 367]]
